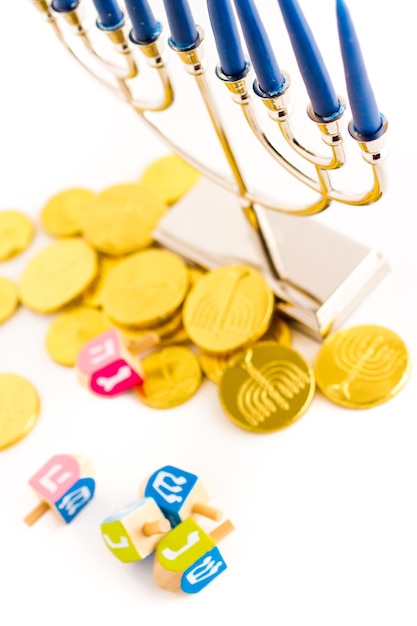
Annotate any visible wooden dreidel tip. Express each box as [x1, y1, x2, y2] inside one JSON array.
[[153, 517, 235, 594], [24, 454, 95, 526], [76, 327, 159, 398], [101, 497, 171, 563], [141, 465, 223, 528]]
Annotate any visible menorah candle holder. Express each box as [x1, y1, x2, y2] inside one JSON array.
[[31, 0, 389, 339]]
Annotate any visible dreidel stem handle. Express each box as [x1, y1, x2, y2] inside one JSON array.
[[24, 501, 50, 526], [124, 332, 160, 355], [143, 518, 171, 537], [192, 501, 222, 521], [209, 519, 235, 543]]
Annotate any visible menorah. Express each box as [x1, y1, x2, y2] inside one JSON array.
[[30, 0, 389, 339]]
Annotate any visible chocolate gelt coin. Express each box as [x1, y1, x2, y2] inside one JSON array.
[[102, 248, 189, 327], [262, 313, 292, 346], [82, 254, 122, 309], [199, 348, 241, 385], [0, 277, 19, 324], [81, 183, 167, 256], [0, 210, 34, 260], [139, 154, 201, 205], [134, 345, 202, 409], [40, 187, 94, 237], [183, 265, 274, 353], [18, 238, 98, 313], [0, 374, 40, 450], [45, 305, 110, 366], [314, 324, 411, 408], [219, 342, 315, 433]]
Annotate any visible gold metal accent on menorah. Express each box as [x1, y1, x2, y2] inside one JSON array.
[[31, 1, 389, 339]]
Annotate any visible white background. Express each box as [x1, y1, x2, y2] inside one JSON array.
[[1, 1, 416, 625]]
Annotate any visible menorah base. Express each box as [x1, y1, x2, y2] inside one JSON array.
[[154, 180, 389, 340]]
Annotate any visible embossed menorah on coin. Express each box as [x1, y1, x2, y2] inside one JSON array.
[[31, 0, 389, 339]]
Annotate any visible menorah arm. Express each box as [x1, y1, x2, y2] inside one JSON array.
[[116, 38, 174, 113]]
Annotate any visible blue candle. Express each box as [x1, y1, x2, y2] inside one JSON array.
[[124, 0, 161, 43], [207, 0, 247, 78], [336, 0, 382, 137], [91, 0, 124, 30], [51, 0, 79, 11], [162, 0, 199, 50], [277, 0, 340, 119], [233, 0, 285, 96]]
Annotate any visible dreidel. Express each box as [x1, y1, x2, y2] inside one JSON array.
[[154, 517, 234, 594], [75, 327, 159, 397], [140, 465, 223, 528], [24, 454, 95, 526], [100, 497, 171, 563]]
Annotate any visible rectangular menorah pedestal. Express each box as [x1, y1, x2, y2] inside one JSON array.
[[154, 179, 389, 340]]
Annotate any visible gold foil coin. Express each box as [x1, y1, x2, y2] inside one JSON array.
[[183, 265, 274, 353], [134, 345, 202, 409], [263, 313, 292, 346], [219, 342, 315, 433], [40, 187, 94, 237], [139, 154, 201, 205], [18, 238, 98, 313], [45, 306, 110, 366], [0, 374, 40, 450], [314, 324, 411, 408], [0, 210, 34, 260], [82, 254, 122, 309], [0, 277, 19, 324], [81, 183, 167, 256], [102, 248, 189, 327], [199, 348, 242, 385], [115, 309, 186, 348]]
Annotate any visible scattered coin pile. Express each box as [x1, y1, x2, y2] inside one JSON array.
[[0, 153, 412, 445]]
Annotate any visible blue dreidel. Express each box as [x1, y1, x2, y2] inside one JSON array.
[[140, 465, 222, 528]]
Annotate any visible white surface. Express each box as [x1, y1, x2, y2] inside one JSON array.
[[1, 1, 416, 625]]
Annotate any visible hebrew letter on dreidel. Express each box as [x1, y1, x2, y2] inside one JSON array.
[[161, 530, 200, 560], [56, 478, 95, 522], [91, 360, 143, 397], [152, 470, 188, 504], [77, 328, 121, 376], [181, 548, 227, 593]]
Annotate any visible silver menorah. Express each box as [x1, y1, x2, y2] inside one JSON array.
[[30, 0, 389, 339]]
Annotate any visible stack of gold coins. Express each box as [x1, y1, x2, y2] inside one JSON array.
[[4, 153, 411, 433]]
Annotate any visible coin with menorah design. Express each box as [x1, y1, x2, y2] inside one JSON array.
[[218, 342, 315, 433], [314, 325, 410, 409], [182, 265, 274, 353]]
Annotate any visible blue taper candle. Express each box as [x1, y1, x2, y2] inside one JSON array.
[[233, 0, 285, 96], [91, 0, 124, 29], [124, 0, 161, 43], [336, 0, 382, 137], [277, 0, 340, 119], [51, 0, 79, 12], [207, 0, 247, 78], [162, 0, 199, 50]]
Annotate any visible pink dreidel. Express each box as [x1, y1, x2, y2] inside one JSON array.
[[75, 327, 158, 397], [24, 454, 95, 526]]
